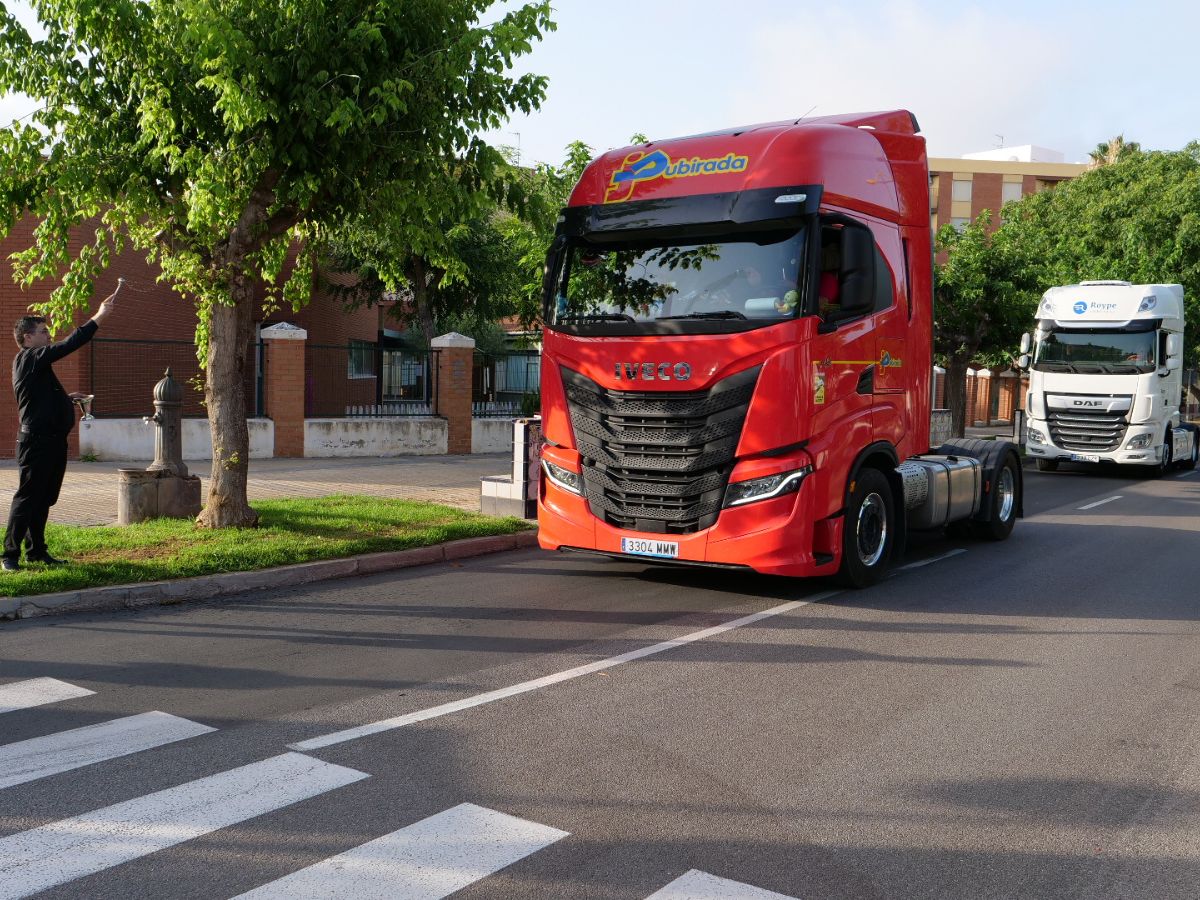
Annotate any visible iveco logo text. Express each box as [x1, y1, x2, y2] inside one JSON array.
[[614, 362, 692, 381]]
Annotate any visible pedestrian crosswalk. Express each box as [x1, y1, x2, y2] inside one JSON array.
[[0, 677, 800, 900]]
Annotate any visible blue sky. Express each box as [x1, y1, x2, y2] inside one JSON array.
[[3, 1, 1196, 168]]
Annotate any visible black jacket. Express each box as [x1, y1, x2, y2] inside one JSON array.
[[12, 321, 98, 437]]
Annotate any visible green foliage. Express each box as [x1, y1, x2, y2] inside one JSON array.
[[1006, 145, 1200, 362], [934, 211, 1041, 366], [0, 0, 555, 355], [326, 138, 595, 343], [0, 495, 533, 597]]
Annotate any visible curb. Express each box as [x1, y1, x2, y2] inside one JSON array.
[[0, 530, 540, 623]]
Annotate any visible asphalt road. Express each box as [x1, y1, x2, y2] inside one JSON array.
[[1, 462, 1198, 899]]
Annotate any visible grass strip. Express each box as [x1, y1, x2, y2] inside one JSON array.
[[1, 495, 533, 598]]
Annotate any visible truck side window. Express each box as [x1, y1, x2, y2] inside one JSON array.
[[818, 219, 894, 320]]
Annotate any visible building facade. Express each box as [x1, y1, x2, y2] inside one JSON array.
[[929, 146, 1087, 234]]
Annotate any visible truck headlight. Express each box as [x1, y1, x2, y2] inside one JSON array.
[[723, 466, 811, 508], [542, 460, 583, 494], [1126, 433, 1154, 449], [1027, 427, 1047, 444]]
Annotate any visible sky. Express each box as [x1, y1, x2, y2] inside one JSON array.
[[3, 0, 1196, 168]]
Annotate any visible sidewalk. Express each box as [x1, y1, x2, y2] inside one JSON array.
[[0, 454, 511, 526]]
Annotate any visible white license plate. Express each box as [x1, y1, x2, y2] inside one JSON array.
[[620, 537, 679, 559], [1070, 453, 1101, 463]]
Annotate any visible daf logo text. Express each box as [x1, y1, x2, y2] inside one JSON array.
[[1072, 400, 1103, 407], [614, 362, 693, 381]]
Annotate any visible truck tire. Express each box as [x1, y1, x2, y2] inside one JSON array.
[[1152, 430, 1172, 478], [971, 451, 1019, 541], [1183, 428, 1199, 471], [837, 468, 894, 589], [1035, 458, 1058, 472]]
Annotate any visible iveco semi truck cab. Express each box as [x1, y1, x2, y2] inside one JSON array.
[[1021, 281, 1198, 474], [536, 110, 1024, 587]]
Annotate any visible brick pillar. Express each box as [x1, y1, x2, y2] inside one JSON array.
[[261, 322, 307, 458], [432, 331, 476, 455]]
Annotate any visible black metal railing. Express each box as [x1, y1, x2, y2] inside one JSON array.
[[305, 344, 434, 417], [88, 339, 263, 418]]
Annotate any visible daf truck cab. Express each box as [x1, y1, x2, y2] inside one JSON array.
[[1021, 281, 1198, 473]]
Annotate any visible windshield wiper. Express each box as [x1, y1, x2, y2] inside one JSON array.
[[559, 312, 636, 324], [658, 310, 748, 321], [1037, 361, 1077, 372]]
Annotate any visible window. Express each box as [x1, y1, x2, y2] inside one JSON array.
[[1002, 182, 1023, 204], [951, 179, 973, 203], [348, 340, 376, 378], [950, 217, 970, 232]]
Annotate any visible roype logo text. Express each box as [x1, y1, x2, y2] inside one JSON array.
[[1073, 300, 1118, 315], [606, 148, 749, 203]]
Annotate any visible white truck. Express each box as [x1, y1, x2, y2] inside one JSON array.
[[1020, 280, 1197, 474]]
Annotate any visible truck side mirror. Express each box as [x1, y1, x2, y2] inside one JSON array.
[[1019, 333, 1031, 354], [1166, 333, 1183, 359], [1018, 354, 1031, 370], [838, 226, 876, 315], [1163, 357, 1182, 373]]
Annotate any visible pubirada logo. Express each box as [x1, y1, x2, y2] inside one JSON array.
[[614, 362, 693, 381]]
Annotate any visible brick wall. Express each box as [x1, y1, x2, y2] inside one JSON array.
[[1, 213, 378, 457]]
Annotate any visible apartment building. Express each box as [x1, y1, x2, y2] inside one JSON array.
[[929, 145, 1088, 233]]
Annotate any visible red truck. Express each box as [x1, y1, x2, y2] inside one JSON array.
[[537, 110, 1022, 586]]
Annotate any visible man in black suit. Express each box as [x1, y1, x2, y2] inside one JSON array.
[[3, 288, 118, 571]]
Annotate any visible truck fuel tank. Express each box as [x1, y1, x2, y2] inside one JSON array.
[[897, 456, 982, 530]]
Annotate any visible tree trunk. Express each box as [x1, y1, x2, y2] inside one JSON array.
[[196, 284, 259, 528], [944, 355, 972, 438]]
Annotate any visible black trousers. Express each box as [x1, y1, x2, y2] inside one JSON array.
[[4, 434, 68, 560]]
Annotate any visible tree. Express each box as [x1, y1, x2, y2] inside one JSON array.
[[1088, 134, 1142, 168], [0, 0, 554, 526], [1008, 144, 1200, 364], [934, 213, 1041, 436], [325, 139, 595, 348]]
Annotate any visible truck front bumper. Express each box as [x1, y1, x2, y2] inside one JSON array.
[[536, 451, 840, 578], [1025, 424, 1165, 466]]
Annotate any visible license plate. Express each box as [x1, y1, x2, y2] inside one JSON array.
[[620, 537, 679, 559], [1070, 453, 1101, 463]]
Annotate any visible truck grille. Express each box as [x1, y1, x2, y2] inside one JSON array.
[[561, 365, 760, 534], [1048, 408, 1127, 452]]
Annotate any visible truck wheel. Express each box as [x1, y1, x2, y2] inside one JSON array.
[[1152, 431, 1173, 478], [1183, 430, 1199, 471], [837, 468, 894, 589], [971, 452, 1019, 541], [1035, 458, 1059, 472]]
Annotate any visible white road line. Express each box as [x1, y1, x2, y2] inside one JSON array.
[[233, 802, 568, 899], [895, 548, 967, 571], [646, 869, 800, 899], [1078, 495, 1123, 510], [0, 712, 216, 791], [292, 592, 839, 752], [0, 752, 368, 900], [0, 678, 94, 714]]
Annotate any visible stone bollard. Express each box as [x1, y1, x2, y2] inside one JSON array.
[[116, 369, 202, 524]]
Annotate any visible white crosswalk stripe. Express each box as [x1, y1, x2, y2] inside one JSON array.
[[233, 802, 569, 899], [0, 678, 794, 898], [0, 677, 94, 713], [0, 752, 369, 900], [646, 869, 800, 899], [0, 711, 216, 790]]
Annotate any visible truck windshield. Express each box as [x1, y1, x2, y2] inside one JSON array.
[[549, 229, 806, 330], [1034, 328, 1157, 374]]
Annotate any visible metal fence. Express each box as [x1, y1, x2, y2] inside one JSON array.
[[304, 344, 435, 417], [88, 339, 263, 418], [473, 350, 540, 417]]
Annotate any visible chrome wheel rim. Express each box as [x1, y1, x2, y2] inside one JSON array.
[[857, 493, 888, 567], [997, 466, 1016, 522]]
